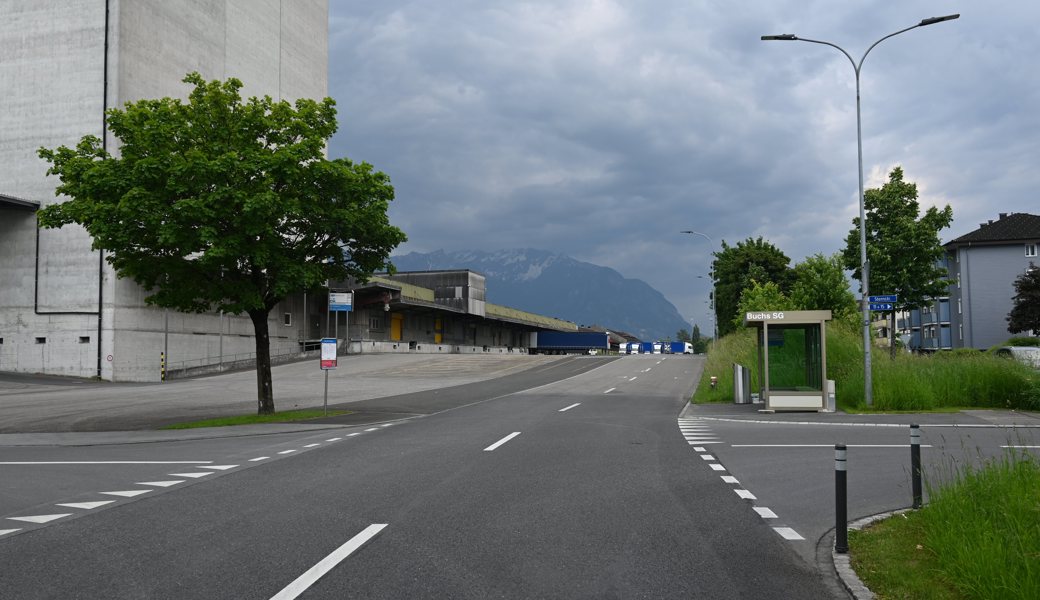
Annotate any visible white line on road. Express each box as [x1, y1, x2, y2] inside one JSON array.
[[693, 447, 706, 452], [484, 432, 522, 452], [0, 529, 20, 536], [137, 480, 184, 487], [604, 388, 616, 394], [558, 403, 581, 412], [269, 524, 388, 600], [56, 501, 115, 510], [721, 475, 739, 484], [365, 428, 379, 432], [754, 507, 778, 519], [278, 450, 297, 455], [304, 444, 321, 448], [100, 490, 151, 498], [735, 489, 756, 500], [700, 455, 715, 461], [1003, 445, 1040, 448], [249, 457, 270, 462], [0, 461, 212, 465], [325, 438, 342, 442], [7, 514, 70, 524], [200, 465, 238, 470], [773, 527, 805, 540], [629, 377, 638, 381], [731, 444, 933, 448], [348, 433, 361, 437], [168, 472, 213, 478], [708, 463, 726, 471]]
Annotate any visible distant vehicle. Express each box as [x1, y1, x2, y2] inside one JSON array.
[[639, 342, 654, 354], [652, 342, 663, 354], [669, 341, 694, 354], [993, 346, 1040, 369]]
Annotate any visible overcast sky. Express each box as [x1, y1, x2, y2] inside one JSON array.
[[326, 1, 1040, 332]]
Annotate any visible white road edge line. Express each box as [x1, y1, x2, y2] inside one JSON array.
[[558, 403, 581, 412], [731, 444, 934, 448], [0, 461, 212, 465], [773, 527, 805, 540], [604, 388, 616, 394], [484, 432, 522, 452], [269, 523, 388, 600]]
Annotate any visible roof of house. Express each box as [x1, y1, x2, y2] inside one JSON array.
[[946, 212, 1040, 246]]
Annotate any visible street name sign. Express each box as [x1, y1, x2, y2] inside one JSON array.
[[868, 295, 898, 303]]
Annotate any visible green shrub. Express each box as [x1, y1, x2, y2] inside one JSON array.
[[1005, 337, 1040, 347]]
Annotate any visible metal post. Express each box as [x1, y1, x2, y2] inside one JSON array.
[[160, 351, 165, 382], [835, 443, 848, 553], [323, 369, 329, 417], [218, 310, 224, 370], [163, 308, 169, 380], [910, 424, 922, 509]]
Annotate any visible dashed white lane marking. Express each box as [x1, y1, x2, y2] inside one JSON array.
[[678, 418, 723, 445], [365, 428, 379, 432], [693, 447, 706, 452], [348, 433, 361, 437], [1003, 445, 1040, 448], [7, 514, 71, 524], [559, 403, 581, 412], [325, 438, 342, 442], [484, 432, 522, 452], [380, 424, 393, 428], [604, 388, 616, 394], [137, 480, 184, 487], [200, 465, 238, 470], [700, 454, 715, 461], [249, 457, 270, 462], [708, 464, 726, 471], [735, 489, 756, 500], [721, 475, 739, 484], [168, 472, 213, 478], [773, 527, 805, 540], [304, 444, 321, 448], [270, 523, 387, 600], [629, 376, 638, 381], [278, 450, 298, 455], [0, 529, 20, 536], [56, 501, 115, 510], [100, 490, 151, 498], [753, 507, 778, 519], [0, 461, 211, 465]]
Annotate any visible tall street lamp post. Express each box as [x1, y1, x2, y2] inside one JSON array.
[[680, 230, 717, 344], [761, 14, 958, 406]]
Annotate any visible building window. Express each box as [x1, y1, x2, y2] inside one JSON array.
[[79, 336, 90, 344], [36, 337, 46, 344], [1026, 243, 1038, 258], [957, 298, 962, 314], [959, 324, 963, 340], [0, 337, 4, 344], [369, 316, 384, 331], [283, 312, 292, 327]]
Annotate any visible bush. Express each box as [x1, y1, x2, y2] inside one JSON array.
[[1005, 337, 1040, 347]]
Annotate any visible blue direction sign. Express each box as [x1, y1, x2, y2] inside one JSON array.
[[868, 295, 898, 303], [869, 302, 894, 311], [329, 292, 353, 312]]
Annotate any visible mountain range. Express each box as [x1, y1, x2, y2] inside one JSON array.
[[390, 249, 690, 341]]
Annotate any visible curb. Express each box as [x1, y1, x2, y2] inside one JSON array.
[[832, 508, 914, 600]]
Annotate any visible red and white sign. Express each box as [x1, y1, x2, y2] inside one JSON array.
[[320, 338, 337, 369]]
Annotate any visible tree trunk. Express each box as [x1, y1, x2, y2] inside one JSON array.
[[249, 309, 275, 415]]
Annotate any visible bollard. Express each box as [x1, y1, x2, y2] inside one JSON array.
[[160, 351, 166, 383], [835, 443, 848, 554], [910, 424, 922, 509]]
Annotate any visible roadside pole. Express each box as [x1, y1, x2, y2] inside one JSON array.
[[320, 338, 337, 416]]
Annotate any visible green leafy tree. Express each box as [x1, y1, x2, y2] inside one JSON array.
[[733, 280, 794, 329], [37, 73, 407, 415], [676, 328, 691, 343], [714, 237, 794, 336], [841, 167, 953, 357], [790, 253, 857, 319], [1007, 264, 1040, 336]]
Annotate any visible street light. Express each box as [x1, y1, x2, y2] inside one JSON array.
[[761, 14, 959, 406], [680, 230, 717, 344]]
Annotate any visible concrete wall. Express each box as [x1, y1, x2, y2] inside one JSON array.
[[0, 0, 329, 381]]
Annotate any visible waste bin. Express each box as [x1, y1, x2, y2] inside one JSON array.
[[733, 363, 751, 404]]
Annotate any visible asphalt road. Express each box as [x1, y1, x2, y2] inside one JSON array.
[[0, 354, 843, 599]]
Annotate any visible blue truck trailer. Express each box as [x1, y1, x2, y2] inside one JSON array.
[[531, 331, 611, 355], [669, 341, 693, 354]]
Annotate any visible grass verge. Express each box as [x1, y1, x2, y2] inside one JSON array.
[[160, 409, 351, 429], [850, 453, 1040, 599]]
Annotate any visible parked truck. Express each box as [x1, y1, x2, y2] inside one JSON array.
[[530, 331, 611, 355], [669, 341, 693, 354]]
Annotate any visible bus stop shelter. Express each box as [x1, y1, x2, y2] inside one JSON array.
[[743, 310, 832, 412]]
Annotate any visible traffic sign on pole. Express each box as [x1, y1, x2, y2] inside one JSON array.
[[868, 302, 894, 311], [868, 295, 898, 303]]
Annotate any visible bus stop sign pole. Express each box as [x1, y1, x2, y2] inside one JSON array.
[[320, 338, 338, 416]]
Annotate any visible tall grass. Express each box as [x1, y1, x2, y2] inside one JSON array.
[[694, 319, 1040, 411], [918, 453, 1040, 599]]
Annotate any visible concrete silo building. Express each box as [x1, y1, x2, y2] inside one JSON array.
[[0, 1, 328, 381]]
